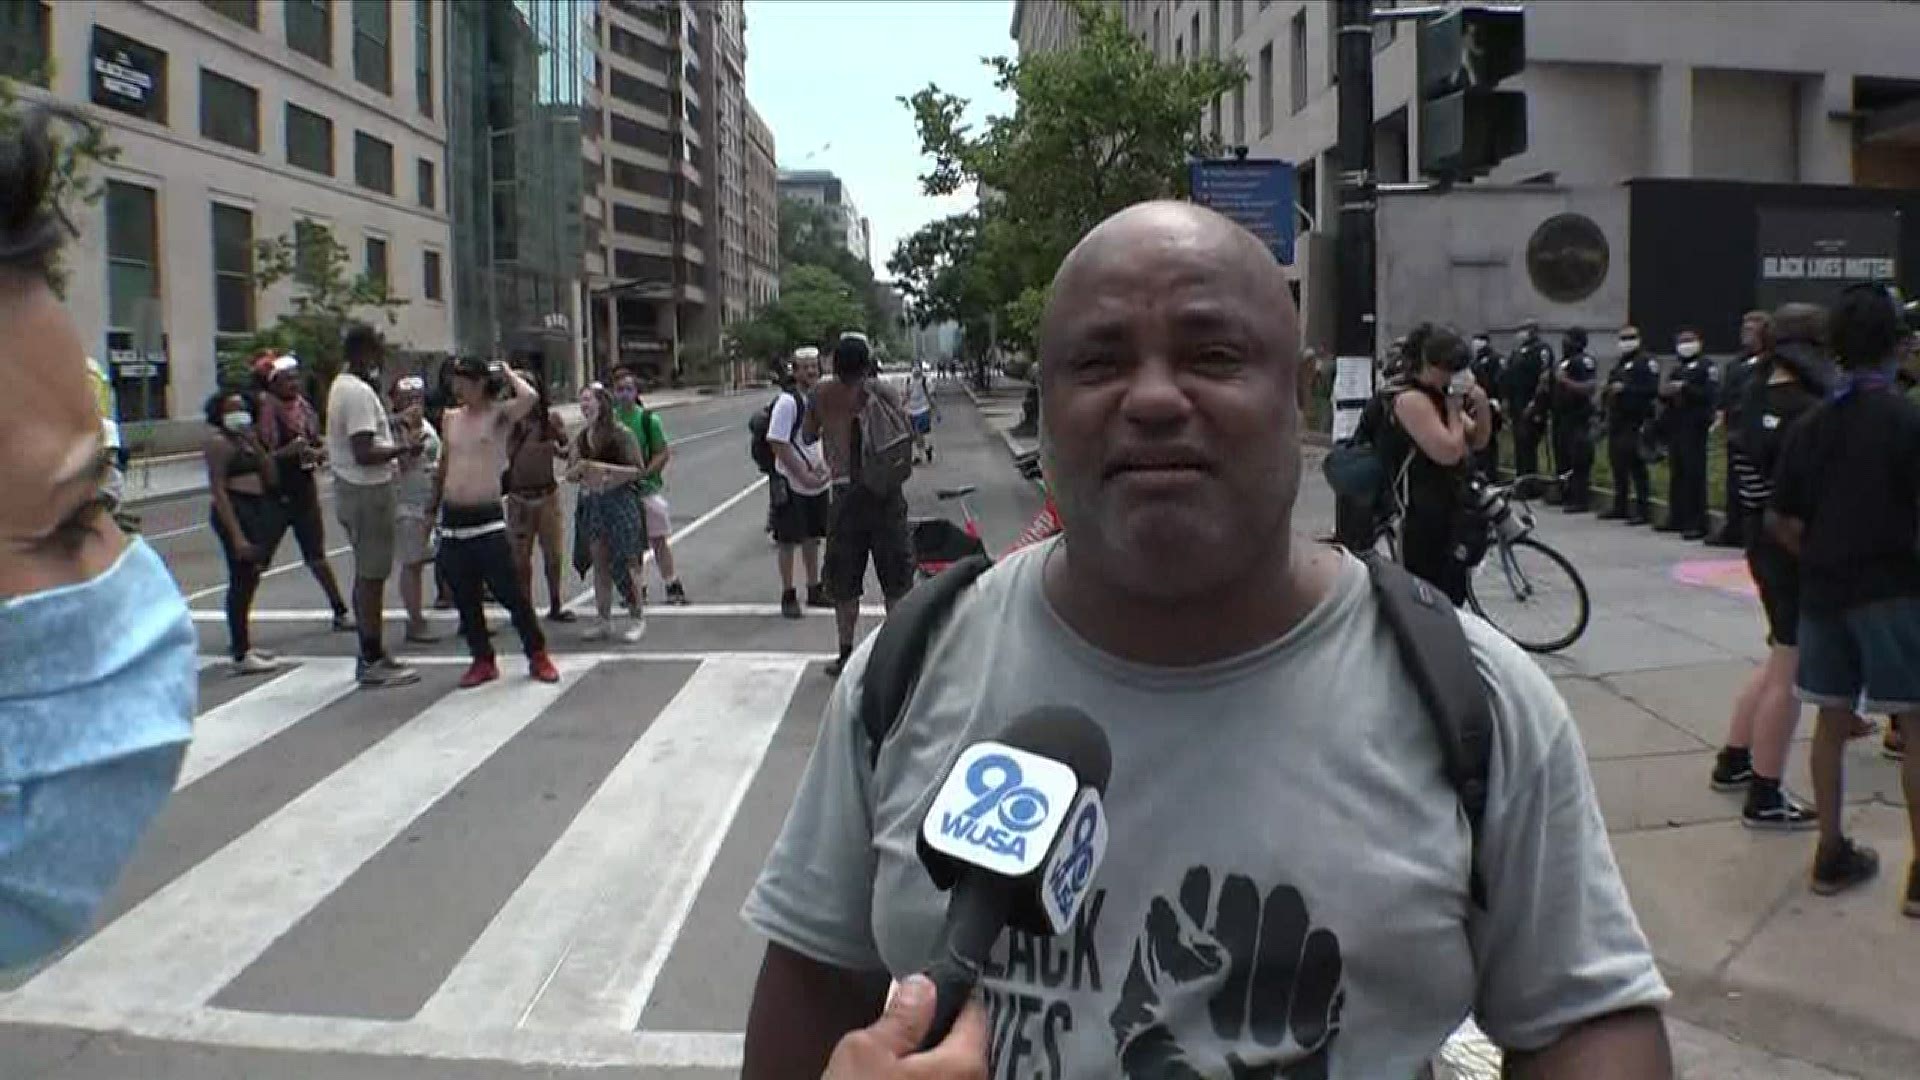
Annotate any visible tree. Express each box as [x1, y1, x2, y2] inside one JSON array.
[[775, 196, 903, 357], [890, 0, 1243, 365], [0, 74, 120, 298], [223, 220, 405, 397], [725, 262, 869, 370]]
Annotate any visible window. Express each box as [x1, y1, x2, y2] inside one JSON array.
[[417, 158, 436, 208], [1325, 5, 1338, 86], [422, 249, 443, 301], [199, 69, 260, 152], [1297, 158, 1317, 234], [1191, 14, 1200, 58], [613, 203, 674, 241], [610, 115, 674, 158], [105, 182, 160, 336], [211, 203, 253, 335], [1257, 43, 1273, 136], [364, 236, 388, 290], [414, 0, 432, 117], [200, 0, 258, 28], [1175, 36, 1183, 63], [612, 159, 673, 198], [608, 25, 670, 69], [1290, 12, 1308, 113], [90, 27, 168, 124], [1232, 84, 1245, 144], [353, 0, 391, 94], [286, 104, 333, 174], [285, 0, 331, 64], [0, 1, 51, 85], [1208, 0, 1220, 55], [613, 249, 674, 282], [354, 131, 394, 194], [292, 220, 329, 287], [1231, 0, 1243, 40], [1151, 10, 1161, 58], [609, 68, 672, 114]]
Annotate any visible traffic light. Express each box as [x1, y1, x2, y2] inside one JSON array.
[[1417, 8, 1527, 180]]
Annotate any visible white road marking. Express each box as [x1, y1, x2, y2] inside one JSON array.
[[193, 601, 884, 622], [0, 996, 745, 1070], [176, 658, 360, 788], [182, 545, 352, 604], [417, 656, 808, 1031], [16, 665, 594, 1012]]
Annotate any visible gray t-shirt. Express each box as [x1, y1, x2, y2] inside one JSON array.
[[743, 543, 1667, 1078]]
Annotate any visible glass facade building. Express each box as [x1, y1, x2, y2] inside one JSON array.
[[447, 0, 590, 388]]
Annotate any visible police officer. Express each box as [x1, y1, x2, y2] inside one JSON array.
[[1501, 320, 1553, 494], [1549, 326, 1599, 512], [1711, 311, 1769, 547], [1599, 325, 1658, 525], [1469, 331, 1504, 478], [1659, 326, 1718, 539]]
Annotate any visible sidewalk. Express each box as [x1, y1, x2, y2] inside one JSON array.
[[956, 387, 1919, 1079], [123, 387, 720, 508]]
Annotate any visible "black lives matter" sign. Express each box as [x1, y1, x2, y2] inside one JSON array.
[[1756, 206, 1900, 311]]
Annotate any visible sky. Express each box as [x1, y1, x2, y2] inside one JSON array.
[[744, 0, 1018, 279]]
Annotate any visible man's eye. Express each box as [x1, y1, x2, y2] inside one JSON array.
[[1192, 346, 1244, 370]]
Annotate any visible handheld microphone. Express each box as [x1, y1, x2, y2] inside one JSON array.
[[912, 707, 1112, 1051]]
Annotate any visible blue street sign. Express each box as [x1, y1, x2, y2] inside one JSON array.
[[1188, 158, 1297, 264]]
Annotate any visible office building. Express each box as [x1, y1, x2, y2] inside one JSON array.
[[11, 0, 451, 449], [777, 168, 871, 266], [446, 0, 591, 389], [745, 102, 779, 309]]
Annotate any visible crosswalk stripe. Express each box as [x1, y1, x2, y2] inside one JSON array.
[[176, 659, 359, 789], [17, 664, 597, 1013], [418, 656, 809, 1033]]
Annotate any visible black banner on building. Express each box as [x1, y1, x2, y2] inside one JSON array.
[[1756, 206, 1900, 311], [90, 27, 167, 123]]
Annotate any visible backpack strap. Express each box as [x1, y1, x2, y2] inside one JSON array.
[[1359, 552, 1495, 910], [859, 555, 994, 767]]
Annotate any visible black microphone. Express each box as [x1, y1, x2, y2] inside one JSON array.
[[911, 707, 1112, 1051]]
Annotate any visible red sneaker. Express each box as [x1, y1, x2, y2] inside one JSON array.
[[458, 657, 500, 688], [529, 651, 560, 683]]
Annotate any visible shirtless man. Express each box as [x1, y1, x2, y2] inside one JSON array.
[[428, 356, 560, 687]]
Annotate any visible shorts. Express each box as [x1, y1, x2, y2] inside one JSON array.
[[1746, 539, 1799, 648], [1796, 595, 1920, 713], [334, 479, 397, 581], [211, 491, 289, 570], [911, 410, 933, 435], [279, 470, 329, 561], [395, 510, 436, 567], [641, 492, 672, 538], [770, 479, 830, 545], [825, 484, 913, 603]]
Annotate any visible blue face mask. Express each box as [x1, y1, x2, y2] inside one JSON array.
[[0, 538, 195, 969]]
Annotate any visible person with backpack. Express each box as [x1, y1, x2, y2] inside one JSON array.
[[1382, 325, 1492, 605], [758, 346, 833, 618], [803, 332, 916, 676], [613, 369, 689, 605], [741, 203, 1670, 1078]]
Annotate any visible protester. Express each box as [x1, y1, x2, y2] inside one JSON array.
[[1599, 325, 1659, 525], [1383, 325, 1491, 605], [201, 390, 287, 674], [326, 323, 422, 687], [1769, 283, 1920, 913], [389, 374, 442, 644], [0, 103, 193, 970], [569, 382, 649, 643], [904, 361, 938, 463], [429, 357, 560, 688], [742, 202, 1671, 1077], [1549, 326, 1598, 512], [804, 331, 916, 676], [612, 369, 689, 605], [1659, 327, 1717, 539], [503, 369, 575, 623], [768, 346, 833, 618], [1711, 312, 1770, 547], [257, 353, 354, 630]]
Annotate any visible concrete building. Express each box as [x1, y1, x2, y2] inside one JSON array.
[[777, 168, 871, 266], [10, 0, 452, 447], [708, 0, 751, 331], [1011, 0, 1083, 56], [1019, 0, 1920, 348], [744, 101, 780, 310]]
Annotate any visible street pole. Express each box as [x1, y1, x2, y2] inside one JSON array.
[[1332, 0, 1377, 548]]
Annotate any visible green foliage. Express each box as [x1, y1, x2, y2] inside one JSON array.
[[726, 262, 869, 366], [889, 0, 1242, 362], [225, 220, 406, 395], [0, 72, 121, 298]]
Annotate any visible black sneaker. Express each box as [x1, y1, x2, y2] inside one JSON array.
[[1596, 509, 1625, 521], [1742, 788, 1818, 831], [805, 584, 833, 609], [665, 581, 691, 606], [1811, 838, 1880, 896], [824, 646, 852, 678], [1710, 750, 1754, 791], [1904, 862, 1920, 919], [780, 588, 802, 619]]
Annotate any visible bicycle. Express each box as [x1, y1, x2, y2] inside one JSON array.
[[909, 485, 988, 581]]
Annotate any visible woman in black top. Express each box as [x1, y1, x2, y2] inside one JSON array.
[[203, 391, 287, 675], [1385, 325, 1492, 605]]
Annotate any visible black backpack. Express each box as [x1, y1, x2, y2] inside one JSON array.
[[856, 551, 1495, 908], [748, 390, 801, 475]]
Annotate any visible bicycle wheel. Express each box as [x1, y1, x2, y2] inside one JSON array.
[[1467, 536, 1590, 653]]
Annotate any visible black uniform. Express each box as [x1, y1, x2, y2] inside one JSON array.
[[1663, 351, 1720, 536], [1549, 349, 1599, 509], [1603, 349, 1660, 522], [1470, 341, 1505, 478], [1501, 334, 1552, 485], [1713, 355, 1760, 545]]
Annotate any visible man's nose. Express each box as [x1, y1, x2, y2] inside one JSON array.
[[1118, 355, 1193, 428]]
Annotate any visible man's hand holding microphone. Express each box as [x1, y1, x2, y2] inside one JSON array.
[[821, 976, 988, 1079]]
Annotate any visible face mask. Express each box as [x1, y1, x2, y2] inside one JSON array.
[[0, 539, 194, 969], [1677, 341, 1702, 359], [614, 387, 637, 408], [222, 411, 252, 433], [1471, 338, 1489, 353], [1618, 337, 1640, 353], [1448, 369, 1477, 396]]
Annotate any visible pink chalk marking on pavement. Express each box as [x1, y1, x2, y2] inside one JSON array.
[[1671, 557, 1758, 600]]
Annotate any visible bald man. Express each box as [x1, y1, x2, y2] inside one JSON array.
[[742, 202, 1671, 1078]]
